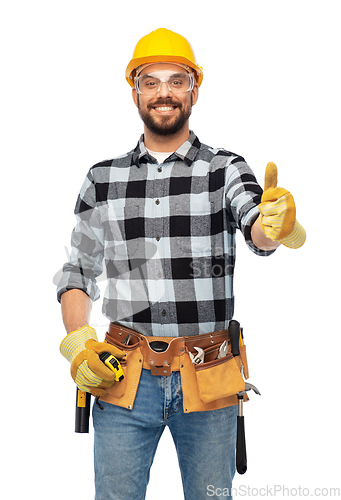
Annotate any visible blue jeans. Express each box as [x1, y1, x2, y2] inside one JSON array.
[[93, 368, 238, 500]]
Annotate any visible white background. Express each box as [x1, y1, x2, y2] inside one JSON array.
[[1, 1, 340, 498]]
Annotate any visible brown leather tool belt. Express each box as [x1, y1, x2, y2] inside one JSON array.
[[101, 323, 249, 413]]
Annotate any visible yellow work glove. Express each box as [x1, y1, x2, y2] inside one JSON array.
[[258, 162, 306, 249], [60, 326, 125, 397]]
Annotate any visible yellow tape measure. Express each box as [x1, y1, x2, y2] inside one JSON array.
[[99, 352, 124, 382]]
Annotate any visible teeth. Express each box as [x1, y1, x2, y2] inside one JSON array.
[[155, 106, 175, 111]]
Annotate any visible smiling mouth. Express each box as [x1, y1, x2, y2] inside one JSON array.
[[153, 106, 178, 113]]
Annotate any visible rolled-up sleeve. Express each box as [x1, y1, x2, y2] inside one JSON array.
[[225, 156, 276, 257], [57, 169, 104, 302]]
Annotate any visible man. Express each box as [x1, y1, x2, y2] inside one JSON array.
[[58, 28, 305, 500]]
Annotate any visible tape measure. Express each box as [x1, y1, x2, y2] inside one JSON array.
[[99, 352, 124, 382]]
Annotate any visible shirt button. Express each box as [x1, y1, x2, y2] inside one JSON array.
[[156, 235, 160, 241], [158, 167, 162, 173], [162, 309, 167, 316], [155, 199, 160, 205]]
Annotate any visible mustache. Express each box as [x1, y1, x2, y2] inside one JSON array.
[[147, 98, 182, 110]]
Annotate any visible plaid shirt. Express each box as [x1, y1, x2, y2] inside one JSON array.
[[57, 132, 274, 337]]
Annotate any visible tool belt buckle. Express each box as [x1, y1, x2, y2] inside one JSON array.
[[140, 338, 179, 376], [145, 340, 172, 376]]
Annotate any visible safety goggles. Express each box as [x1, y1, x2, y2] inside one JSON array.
[[134, 70, 195, 95]]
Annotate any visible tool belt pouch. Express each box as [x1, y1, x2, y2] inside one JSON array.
[[102, 325, 250, 414], [101, 332, 143, 410], [195, 354, 244, 404], [180, 335, 248, 413]]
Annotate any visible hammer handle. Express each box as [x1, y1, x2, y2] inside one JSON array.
[[75, 388, 91, 433], [229, 320, 241, 357], [236, 415, 247, 474]]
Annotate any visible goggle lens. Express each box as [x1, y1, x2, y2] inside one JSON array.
[[135, 71, 194, 95]]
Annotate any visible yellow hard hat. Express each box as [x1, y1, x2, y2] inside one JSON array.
[[125, 28, 203, 87]]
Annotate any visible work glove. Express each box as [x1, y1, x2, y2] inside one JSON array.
[[60, 326, 125, 397], [258, 162, 306, 249]]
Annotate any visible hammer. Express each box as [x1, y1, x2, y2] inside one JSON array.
[[228, 319, 241, 357], [236, 382, 261, 474]]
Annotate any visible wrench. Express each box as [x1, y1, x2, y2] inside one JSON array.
[[189, 347, 205, 365]]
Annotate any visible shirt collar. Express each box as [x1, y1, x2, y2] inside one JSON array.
[[131, 131, 201, 168]]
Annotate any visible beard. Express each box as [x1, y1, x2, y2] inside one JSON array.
[[137, 96, 192, 136]]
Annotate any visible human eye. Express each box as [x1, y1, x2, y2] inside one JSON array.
[[146, 79, 158, 87], [169, 73, 188, 89], [170, 79, 182, 87], [141, 76, 159, 88], [170, 74, 183, 85]]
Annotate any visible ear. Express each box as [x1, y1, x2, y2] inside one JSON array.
[[132, 88, 139, 108], [191, 83, 199, 106]]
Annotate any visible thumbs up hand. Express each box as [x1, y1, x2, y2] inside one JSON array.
[[258, 162, 306, 249]]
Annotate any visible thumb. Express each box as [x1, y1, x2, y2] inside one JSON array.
[[264, 162, 278, 191]]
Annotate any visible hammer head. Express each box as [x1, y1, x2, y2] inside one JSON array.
[[238, 382, 261, 398], [245, 383, 261, 395]]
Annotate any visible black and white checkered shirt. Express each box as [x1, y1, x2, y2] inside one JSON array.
[[57, 132, 274, 337]]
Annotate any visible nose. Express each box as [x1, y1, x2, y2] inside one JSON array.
[[156, 81, 173, 98]]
